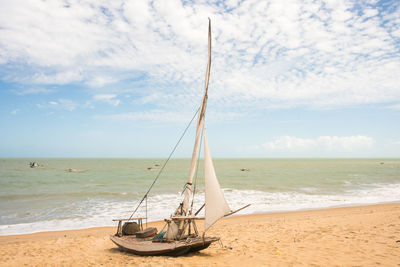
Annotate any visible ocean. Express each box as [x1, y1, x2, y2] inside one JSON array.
[[0, 158, 399, 235]]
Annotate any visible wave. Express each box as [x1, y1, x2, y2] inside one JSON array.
[[0, 191, 141, 201], [1, 183, 399, 236]]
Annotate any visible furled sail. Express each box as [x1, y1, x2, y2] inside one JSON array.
[[204, 128, 231, 231], [180, 18, 212, 215]]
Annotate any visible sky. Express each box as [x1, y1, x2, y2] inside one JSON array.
[[0, 0, 399, 158]]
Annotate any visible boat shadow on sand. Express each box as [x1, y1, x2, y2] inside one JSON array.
[[108, 247, 214, 258]]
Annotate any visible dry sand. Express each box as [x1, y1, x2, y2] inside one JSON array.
[[1, 203, 399, 266]]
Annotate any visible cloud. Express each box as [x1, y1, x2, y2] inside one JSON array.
[[96, 110, 188, 123], [259, 135, 374, 153], [32, 70, 83, 85], [387, 103, 400, 110], [93, 94, 120, 106], [57, 99, 78, 111], [95, 109, 243, 123], [12, 87, 53, 95], [86, 76, 118, 88], [0, 0, 399, 111], [10, 109, 19, 115], [36, 99, 78, 111]]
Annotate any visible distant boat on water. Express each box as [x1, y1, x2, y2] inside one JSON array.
[[66, 168, 87, 173], [29, 162, 40, 168]]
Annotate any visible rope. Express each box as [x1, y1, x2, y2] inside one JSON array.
[[126, 106, 200, 222]]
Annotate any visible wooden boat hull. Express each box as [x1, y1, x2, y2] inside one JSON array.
[[110, 235, 219, 256]]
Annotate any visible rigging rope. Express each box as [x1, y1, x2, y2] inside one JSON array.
[[126, 106, 200, 222]]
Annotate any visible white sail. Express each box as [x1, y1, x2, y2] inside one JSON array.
[[204, 128, 231, 231], [181, 18, 212, 215]]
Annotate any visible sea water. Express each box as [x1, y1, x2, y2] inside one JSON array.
[[0, 158, 399, 235]]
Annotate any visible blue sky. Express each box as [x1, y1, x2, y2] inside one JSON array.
[[0, 0, 399, 158]]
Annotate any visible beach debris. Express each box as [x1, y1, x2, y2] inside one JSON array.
[[147, 167, 157, 170], [240, 168, 250, 171], [154, 164, 160, 167], [275, 250, 281, 255], [396, 240, 400, 243], [66, 168, 87, 173], [218, 239, 224, 248]]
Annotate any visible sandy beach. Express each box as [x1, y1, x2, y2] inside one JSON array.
[[1, 203, 399, 266]]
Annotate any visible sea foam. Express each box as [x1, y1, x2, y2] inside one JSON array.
[[1, 183, 399, 236]]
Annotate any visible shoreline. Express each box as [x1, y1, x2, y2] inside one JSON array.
[[1, 201, 399, 239], [1, 203, 399, 266]]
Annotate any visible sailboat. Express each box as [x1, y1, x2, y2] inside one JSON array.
[[110, 19, 249, 256]]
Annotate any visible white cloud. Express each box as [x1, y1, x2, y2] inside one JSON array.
[[32, 70, 83, 85], [13, 87, 53, 95], [96, 110, 188, 123], [86, 76, 118, 88], [387, 103, 400, 110], [96, 109, 242, 123], [0, 0, 399, 111], [10, 109, 19, 115], [93, 94, 120, 106], [58, 99, 77, 111], [36, 99, 77, 111], [363, 8, 379, 18], [259, 135, 374, 153]]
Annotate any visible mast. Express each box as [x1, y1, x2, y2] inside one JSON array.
[[180, 18, 212, 215]]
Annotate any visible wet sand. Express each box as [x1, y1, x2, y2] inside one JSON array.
[[1, 203, 399, 266]]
